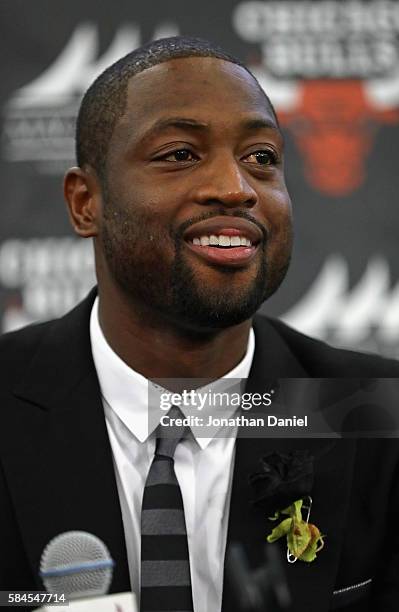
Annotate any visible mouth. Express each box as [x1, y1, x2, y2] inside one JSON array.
[[183, 217, 263, 268]]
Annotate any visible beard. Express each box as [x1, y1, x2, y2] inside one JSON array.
[[169, 240, 272, 329], [101, 203, 291, 332]]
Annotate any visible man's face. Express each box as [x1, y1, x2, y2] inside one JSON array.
[[99, 56, 293, 332]]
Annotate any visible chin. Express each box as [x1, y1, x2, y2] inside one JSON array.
[[172, 290, 267, 332], [169, 249, 290, 332]]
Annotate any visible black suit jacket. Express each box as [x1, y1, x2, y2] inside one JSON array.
[[1, 289, 399, 611]]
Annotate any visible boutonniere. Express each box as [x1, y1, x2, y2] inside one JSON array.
[[268, 497, 324, 562], [249, 450, 325, 563]]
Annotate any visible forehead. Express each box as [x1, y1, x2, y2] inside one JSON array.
[[115, 56, 277, 140]]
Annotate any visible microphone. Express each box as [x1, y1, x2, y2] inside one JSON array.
[[36, 531, 137, 611]]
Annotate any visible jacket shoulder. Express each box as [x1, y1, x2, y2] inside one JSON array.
[[0, 320, 56, 385], [257, 316, 399, 376], [0, 289, 96, 386]]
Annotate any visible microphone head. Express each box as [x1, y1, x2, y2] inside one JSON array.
[[40, 531, 114, 600]]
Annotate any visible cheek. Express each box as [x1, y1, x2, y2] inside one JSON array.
[[105, 180, 174, 235], [261, 188, 293, 235], [125, 182, 182, 236], [260, 191, 293, 262]]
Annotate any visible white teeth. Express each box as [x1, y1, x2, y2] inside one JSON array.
[[192, 234, 253, 247], [219, 235, 230, 247]]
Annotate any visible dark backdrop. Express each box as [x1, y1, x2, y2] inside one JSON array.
[[1, 0, 398, 358]]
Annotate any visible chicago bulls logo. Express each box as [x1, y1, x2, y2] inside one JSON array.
[[252, 68, 399, 196]]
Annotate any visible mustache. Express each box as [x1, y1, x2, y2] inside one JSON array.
[[174, 209, 268, 243]]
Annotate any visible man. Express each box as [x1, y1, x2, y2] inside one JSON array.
[[0, 36, 398, 612]]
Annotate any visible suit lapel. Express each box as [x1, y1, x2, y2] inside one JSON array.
[[1, 290, 130, 593], [222, 316, 357, 612]]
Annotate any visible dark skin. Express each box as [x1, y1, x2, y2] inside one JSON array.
[[64, 57, 292, 381]]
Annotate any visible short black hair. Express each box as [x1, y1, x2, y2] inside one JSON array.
[[76, 35, 278, 180]]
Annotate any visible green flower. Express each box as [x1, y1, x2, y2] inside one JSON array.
[[267, 499, 325, 563]]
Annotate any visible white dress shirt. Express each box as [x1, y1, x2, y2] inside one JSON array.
[[90, 297, 255, 612]]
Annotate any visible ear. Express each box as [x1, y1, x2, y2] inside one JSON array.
[[64, 166, 102, 237]]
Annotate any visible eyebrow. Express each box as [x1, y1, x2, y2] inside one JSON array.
[[138, 115, 280, 142], [242, 118, 279, 131], [139, 118, 209, 141]]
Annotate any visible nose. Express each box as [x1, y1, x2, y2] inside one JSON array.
[[193, 153, 258, 209]]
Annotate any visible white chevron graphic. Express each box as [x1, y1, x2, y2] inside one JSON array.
[[281, 255, 399, 343], [10, 21, 178, 108], [3, 22, 179, 165]]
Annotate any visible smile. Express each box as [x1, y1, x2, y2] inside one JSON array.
[[191, 234, 253, 247], [183, 217, 263, 268]]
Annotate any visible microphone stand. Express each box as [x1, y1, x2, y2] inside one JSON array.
[[226, 543, 291, 612]]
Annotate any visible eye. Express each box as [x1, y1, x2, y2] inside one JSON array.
[[160, 149, 198, 162], [243, 149, 278, 166]]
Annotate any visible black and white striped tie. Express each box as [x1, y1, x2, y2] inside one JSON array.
[[140, 406, 194, 612]]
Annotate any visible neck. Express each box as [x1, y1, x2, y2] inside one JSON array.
[[97, 287, 252, 381]]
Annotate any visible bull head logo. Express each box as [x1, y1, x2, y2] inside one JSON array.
[[251, 68, 399, 196]]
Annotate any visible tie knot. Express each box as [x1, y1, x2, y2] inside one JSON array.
[[155, 405, 188, 459]]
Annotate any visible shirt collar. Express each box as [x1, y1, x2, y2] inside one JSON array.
[[90, 297, 255, 449]]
